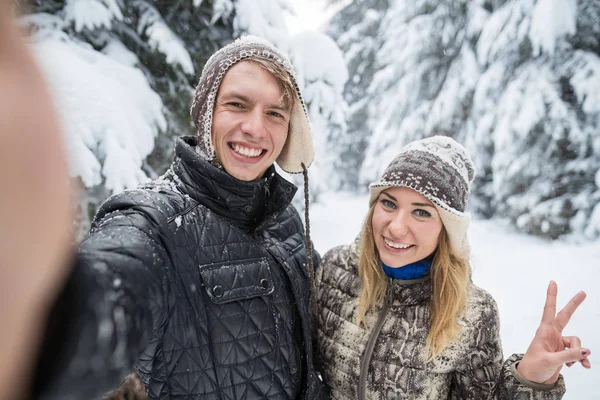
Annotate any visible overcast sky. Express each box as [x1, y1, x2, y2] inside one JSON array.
[[285, 0, 352, 34]]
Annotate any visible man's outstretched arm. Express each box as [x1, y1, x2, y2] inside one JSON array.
[[32, 196, 172, 400], [0, 4, 73, 399]]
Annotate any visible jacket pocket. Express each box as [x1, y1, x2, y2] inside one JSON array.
[[199, 257, 279, 366]]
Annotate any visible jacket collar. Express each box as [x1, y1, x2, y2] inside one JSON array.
[[171, 136, 297, 230], [349, 238, 432, 306]]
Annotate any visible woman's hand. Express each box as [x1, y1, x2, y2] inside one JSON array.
[[517, 281, 590, 384]]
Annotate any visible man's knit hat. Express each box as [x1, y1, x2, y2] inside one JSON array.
[[369, 136, 476, 259], [190, 35, 313, 174]]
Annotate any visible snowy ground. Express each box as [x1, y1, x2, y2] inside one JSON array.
[[311, 191, 600, 399]]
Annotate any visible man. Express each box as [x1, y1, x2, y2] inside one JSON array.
[[33, 36, 325, 400]]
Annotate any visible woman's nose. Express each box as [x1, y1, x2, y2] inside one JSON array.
[[388, 210, 409, 237]]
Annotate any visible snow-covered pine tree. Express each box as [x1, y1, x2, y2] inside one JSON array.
[[327, 0, 600, 240], [470, 0, 600, 239], [21, 0, 350, 234], [353, 1, 471, 186], [325, 0, 389, 189], [285, 31, 348, 207], [20, 0, 238, 237]]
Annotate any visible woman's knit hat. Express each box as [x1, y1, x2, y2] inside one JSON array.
[[190, 35, 313, 174], [369, 136, 476, 259]]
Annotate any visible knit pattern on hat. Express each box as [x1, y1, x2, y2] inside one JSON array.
[[370, 136, 475, 215], [369, 136, 476, 258], [189, 35, 313, 173]]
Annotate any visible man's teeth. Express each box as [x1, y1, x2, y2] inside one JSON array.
[[384, 238, 412, 249], [232, 143, 262, 158]]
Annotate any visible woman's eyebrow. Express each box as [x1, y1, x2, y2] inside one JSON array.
[[412, 202, 435, 208], [381, 193, 434, 208], [381, 192, 396, 201]]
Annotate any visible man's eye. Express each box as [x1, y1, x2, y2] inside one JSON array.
[[268, 111, 283, 118], [414, 209, 432, 218]]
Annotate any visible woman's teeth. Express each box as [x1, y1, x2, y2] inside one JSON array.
[[384, 238, 412, 249]]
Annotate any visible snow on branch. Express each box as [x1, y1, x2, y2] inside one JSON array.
[[287, 31, 349, 195], [529, 0, 577, 56], [64, 0, 123, 32], [136, 1, 195, 75], [211, 0, 234, 24], [32, 37, 166, 193], [234, 0, 289, 51]]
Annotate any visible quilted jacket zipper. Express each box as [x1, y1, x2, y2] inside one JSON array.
[[358, 279, 393, 400]]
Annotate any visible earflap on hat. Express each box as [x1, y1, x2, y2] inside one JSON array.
[[368, 186, 385, 208], [435, 206, 471, 260], [277, 99, 313, 173]]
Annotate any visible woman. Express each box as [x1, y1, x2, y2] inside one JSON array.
[[315, 136, 590, 399]]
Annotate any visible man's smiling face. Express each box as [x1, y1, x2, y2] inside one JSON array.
[[211, 60, 290, 181]]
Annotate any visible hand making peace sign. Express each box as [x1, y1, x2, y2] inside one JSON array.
[[516, 281, 591, 384]]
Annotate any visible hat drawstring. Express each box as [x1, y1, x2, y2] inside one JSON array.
[[301, 163, 317, 326]]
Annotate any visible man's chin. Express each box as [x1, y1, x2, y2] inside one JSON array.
[[224, 164, 266, 182]]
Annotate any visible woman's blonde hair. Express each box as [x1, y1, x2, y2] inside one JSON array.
[[356, 201, 470, 361]]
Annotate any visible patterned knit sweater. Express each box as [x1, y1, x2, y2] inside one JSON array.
[[314, 242, 566, 400]]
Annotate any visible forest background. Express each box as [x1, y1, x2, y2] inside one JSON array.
[[17, 0, 600, 397], [19, 0, 600, 243]]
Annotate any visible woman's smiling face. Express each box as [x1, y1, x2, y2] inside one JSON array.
[[372, 187, 443, 268]]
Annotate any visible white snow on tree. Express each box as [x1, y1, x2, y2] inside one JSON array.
[[21, 0, 238, 236], [233, 0, 291, 51], [471, 0, 600, 239], [64, 0, 123, 32], [28, 32, 166, 236], [326, 0, 388, 188], [327, 0, 600, 240], [356, 0, 471, 184], [284, 31, 348, 208], [135, 1, 195, 74], [21, 0, 348, 234], [32, 37, 166, 193]]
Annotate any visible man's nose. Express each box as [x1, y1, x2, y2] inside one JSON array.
[[240, 108, 266, 138], [389, 210, 409, 236]]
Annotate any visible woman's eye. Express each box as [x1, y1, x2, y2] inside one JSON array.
[[228, 102, 244, 108], [414, 209, 432, 218], [380, 199, 396, 209]]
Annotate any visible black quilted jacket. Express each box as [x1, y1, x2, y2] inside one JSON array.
[[34, 137, 325, 400]]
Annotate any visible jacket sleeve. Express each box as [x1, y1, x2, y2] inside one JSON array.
[[450, 295, 565, 400], [32, 194, 171, 400], [488, 354, 565, 399]]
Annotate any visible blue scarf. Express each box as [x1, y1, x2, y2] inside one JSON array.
[[382, 257, 432, 280]]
